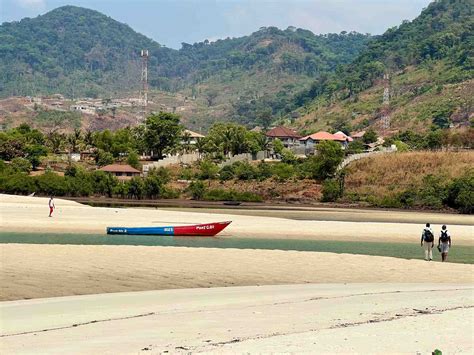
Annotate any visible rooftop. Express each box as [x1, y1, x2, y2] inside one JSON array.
[[300, 131, 347, 142], [184, 129, 205, 138], [266, 126, 301, 139]]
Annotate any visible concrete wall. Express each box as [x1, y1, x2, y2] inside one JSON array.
[[338, 147, 397, 171], [143, 153, 200, 174]]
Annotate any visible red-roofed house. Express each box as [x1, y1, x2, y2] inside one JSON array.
[[99, 164, 141, 181], [265, 126, 301, 147], [299, 131, 349, 150]]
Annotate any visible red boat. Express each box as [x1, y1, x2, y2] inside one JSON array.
[[107, 221, 232, 237]]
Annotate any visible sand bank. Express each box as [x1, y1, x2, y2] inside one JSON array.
[[1, 284, 473, 354], [1, 243, 473, 301], [1, 194, 473, 244]]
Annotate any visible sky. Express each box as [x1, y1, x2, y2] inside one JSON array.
[[1, 0, 433, 49]]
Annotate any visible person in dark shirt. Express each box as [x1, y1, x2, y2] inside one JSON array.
[[421, 223, 434, 261], [438, 225, 452, 262]]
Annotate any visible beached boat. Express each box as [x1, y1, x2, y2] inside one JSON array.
[[106, 221, 231, 237]]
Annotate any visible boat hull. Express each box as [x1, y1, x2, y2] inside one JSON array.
[[106, 221, 231, 237]]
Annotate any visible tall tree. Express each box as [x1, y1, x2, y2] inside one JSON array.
[[144, 112, 183, 159]]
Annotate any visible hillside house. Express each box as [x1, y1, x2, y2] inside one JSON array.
[[182, 129, 205, 145], [98, 164, 141, 181], [265, 126, 301, 147], [299, 131, 348, 151]]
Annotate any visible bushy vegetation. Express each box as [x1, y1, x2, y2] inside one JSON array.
[[344, 151, 474, 213], [0, 163, 177, 200]]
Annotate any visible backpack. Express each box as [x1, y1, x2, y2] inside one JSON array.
[[424, 229, 434, 242], [440, 230, 449, 243]]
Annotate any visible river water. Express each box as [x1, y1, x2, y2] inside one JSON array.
[[1, 232, 472, 264]]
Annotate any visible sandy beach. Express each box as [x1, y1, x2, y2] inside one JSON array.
[[1, 194, 473, 353], [1, 194, 473, 244], [1, 284, 473, 354]]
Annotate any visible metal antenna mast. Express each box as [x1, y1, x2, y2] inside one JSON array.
[[139, 49, 149, 123], [380, 73, 391, 132]]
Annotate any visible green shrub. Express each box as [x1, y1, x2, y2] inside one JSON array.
[[280, 148, 297, 164], [198, 159, 219, 180], [271, 163, 295, 182], [1, 173, 35, 194], [218, 164, 235, 181], [10, 157, 31, 173], [188, 180, 206, 200], [446, 171, 474, 214], [35, 172, 68, 196], [256, 161, 273, 181], [234, 161, 257, 180], [321, 179, 342, 202], [394, 140, 409, 152]]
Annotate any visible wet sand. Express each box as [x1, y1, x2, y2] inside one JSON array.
[[1, 284, 473, 354]]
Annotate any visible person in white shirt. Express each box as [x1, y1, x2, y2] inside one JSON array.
[[420, 223, 434, 261], [437, 225, 452, 262], [48, 196, 55, 217]]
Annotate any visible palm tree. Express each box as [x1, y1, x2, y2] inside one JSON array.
[[67, 128, 83, 153]]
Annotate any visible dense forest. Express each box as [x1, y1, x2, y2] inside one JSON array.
[[292, 0, 473, 133], [0, 1, 472, 130], [0, 5, 370, 127]]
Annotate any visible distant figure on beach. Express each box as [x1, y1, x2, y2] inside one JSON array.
[[438, 225, 452, 262], [421, 223, 434, 261], [48, 196, 55, 217]]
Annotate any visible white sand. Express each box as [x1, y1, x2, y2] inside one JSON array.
[[1, 194, 473, 353], [1, 284, 473, 354], [1, 243, 473, 302], [1, 194, 473, 244]]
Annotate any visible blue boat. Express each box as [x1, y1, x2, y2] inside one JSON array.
[[106, 221, 231, 237]]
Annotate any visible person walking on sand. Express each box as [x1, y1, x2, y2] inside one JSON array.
[[48, 196, 55, 217], [438, 225, 452, 262], [421, 223, 434, 261]]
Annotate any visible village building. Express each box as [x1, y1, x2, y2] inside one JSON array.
[[98, 164, 141, 181], [265, 126, 301, 147], [299, 131, 350, 152], [351, 131, 366, 140], [182, 129, 205, 145]]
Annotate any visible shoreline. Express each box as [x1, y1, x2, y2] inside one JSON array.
[[1, 194, 473, 244]]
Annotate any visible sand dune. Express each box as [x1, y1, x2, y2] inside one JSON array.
[[1, 284, 473, 354]]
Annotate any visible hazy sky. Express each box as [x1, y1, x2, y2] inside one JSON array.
[[1, 0, 432, 48]]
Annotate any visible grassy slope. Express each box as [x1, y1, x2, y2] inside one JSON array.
[[344, 151, 474, 202], [295, 63, 473, 134]]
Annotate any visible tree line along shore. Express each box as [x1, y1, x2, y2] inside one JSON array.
[[0, 112, 472, 213]]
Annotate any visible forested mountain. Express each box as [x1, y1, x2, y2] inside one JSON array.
[[0, 5, 370, 128], [292, 0, 473, 133], [0, 6, 173, 98]]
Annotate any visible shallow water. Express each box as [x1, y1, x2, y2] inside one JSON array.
[[1, 232, 472, 264]]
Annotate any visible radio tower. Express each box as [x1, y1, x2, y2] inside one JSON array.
[[380, 73, 391, 132], [138, 49, 149, 123]]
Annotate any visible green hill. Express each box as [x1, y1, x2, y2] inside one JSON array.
[[291, 0, 473, 133], [0, 5, 370, 128]]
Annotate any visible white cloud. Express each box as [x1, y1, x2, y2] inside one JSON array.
[[16, 0, 46, 10]]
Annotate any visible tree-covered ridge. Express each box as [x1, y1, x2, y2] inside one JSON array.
[[174, 27, 369, 80], [295, 0, 473, 107], [0, 5, 370, 100], [0, 5, 176, 97], [290, 0, 474, 134]]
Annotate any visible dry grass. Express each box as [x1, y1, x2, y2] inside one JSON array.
[[345, 151, 474, 197]]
